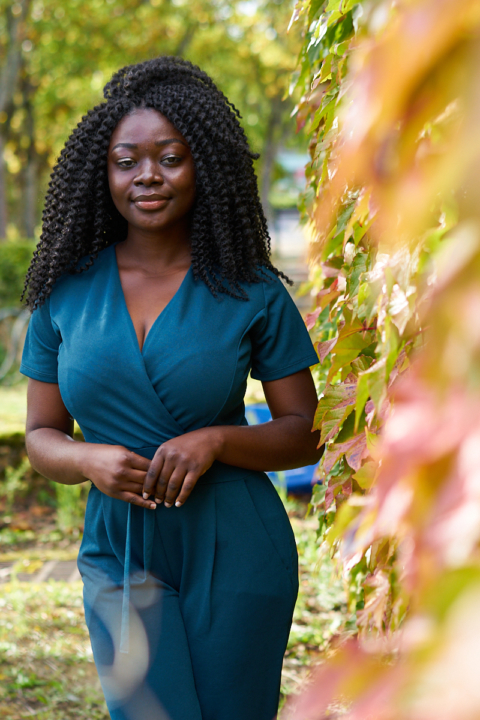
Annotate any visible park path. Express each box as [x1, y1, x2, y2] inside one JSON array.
[[0, 558, 80, 583]]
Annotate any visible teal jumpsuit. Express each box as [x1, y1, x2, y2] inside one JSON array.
[[20, 244, 319, 720]]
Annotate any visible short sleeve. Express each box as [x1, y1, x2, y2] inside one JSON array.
[[20, 298, 61, 383], [250, 275, 319, 381]]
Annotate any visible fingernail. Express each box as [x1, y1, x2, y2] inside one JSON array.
[[149, 503, 156, 510], [175, 501, 182, 507], [164, 502, 172, 508], [143, 492, 149, 500], [155, 497, 162, 504]]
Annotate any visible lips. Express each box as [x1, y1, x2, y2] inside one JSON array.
[[133, 195, 171, 211]]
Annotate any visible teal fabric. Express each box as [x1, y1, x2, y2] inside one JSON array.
[[20, 244, 319, 720]]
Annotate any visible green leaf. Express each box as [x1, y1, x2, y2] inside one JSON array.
[[347, 252, 369, 298], [315, 382, 357, 442], [328, 331, 373, 380], [355, 373, 369, 430], [357, 357, 387, 413], [351, 355, 374, 374], [335, 409, 356, 442], [353, 460, 378, 490], [326, 0, 342, 12], [327, 499, 363, 545]]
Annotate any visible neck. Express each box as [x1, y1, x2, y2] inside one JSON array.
[[119, 224, 192, 270]]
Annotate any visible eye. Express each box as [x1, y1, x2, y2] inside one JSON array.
[[161, 155, 182, 166], [117, 158, 136, 169]]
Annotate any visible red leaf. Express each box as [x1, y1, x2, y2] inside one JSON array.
[[305, 306, 322, 330], [316, 336, 338, 363]]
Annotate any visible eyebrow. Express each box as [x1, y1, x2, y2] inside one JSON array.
[[111, 138, 188, 151]]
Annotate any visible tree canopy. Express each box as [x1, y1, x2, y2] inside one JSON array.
[[0, 0, 302, 239]]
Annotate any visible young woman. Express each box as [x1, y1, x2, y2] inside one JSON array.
[[21, 56, 322, 720]]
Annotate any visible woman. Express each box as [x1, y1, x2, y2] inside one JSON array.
[[20, 56, 322, 720]]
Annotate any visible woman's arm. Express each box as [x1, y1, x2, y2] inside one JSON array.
[[25, 379, 155, 509], [217, 368, 321, 469], [143, 368, 323, 507]]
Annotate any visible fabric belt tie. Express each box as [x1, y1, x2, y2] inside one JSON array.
[[120, 503, 155, 654], [119, 445, 259, 654]]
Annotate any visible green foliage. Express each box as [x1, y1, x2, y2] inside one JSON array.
[[284, 1, 480, 719], [0, 240, 34, 307], [290, 0, 459, 637], [3, 456, 30, 512], [54, 482, 87, 535]]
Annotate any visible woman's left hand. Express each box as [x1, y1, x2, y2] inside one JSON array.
[[142, 427, 223, 508]]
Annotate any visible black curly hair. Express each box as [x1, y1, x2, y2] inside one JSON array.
[[23, 55, 290, 308]]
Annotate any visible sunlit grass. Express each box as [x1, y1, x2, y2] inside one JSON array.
[[0, 582, 108, 719], [0, 380, 27, 436]]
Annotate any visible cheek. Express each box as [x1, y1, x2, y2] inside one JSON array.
[[177, 169, 196, 206], [108, 174, 127, 208]]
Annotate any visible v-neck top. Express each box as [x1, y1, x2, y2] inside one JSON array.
[[20, 244, 319, 454]]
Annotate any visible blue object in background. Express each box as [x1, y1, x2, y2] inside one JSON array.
[[245, 403, 321, 494]]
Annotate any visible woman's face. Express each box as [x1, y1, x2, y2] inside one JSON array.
[[107, 108, 196, 237]]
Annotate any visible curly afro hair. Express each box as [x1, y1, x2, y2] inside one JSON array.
[[23, 55, 290, 309]]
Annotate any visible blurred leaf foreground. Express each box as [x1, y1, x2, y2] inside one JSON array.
[[283, 0, 480, 719]]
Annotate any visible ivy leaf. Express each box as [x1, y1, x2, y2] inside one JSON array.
[[355, 373, 370, 430], [357, 357, 387, 417], [347, 252, 369, 298], [325, 476, 353, 510], [305, 306, 323, 330], [351, 355, 374, 374], [353, 460, 378, 490], [328, 331, 373, 380], [323, 430, 368, 473], [314, 382, 357, 442], [316, 336, 338, 363]]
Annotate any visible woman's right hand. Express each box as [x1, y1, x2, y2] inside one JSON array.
[[80, 444, 156, 509]]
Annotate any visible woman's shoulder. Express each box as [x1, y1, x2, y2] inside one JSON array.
[[247, 267, 294, 309], [49, 244, 114, 301]]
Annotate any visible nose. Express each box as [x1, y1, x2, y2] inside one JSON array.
[[133, 158, 164, 186]]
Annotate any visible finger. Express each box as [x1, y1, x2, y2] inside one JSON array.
[[122, 469, 148, 486], [128, 452, 151, 472], [174, 471, 201, 508], [142, 454, 165, 499], [163, 468, 188, 508], [118, 479, 150, 495], [120, 491, 157, 510], [153, 458, 176, 504]]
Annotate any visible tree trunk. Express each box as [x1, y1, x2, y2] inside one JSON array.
[[0, 0, 32, 240], [21, 79, 38, 239], [0, 133, 7, 239], [260, 93, 285, 229], [174, 23, 197, 57]]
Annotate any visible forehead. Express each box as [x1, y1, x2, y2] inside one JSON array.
[[109, 108, 186, 148]]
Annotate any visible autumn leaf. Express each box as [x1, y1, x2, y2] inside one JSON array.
[[316, 336, 338, 363], [305, 306, 323, 330], [323, 430, 368, 473], [314, 382, 357, 443]]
